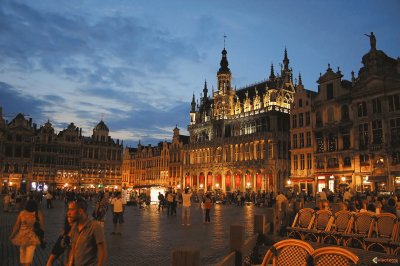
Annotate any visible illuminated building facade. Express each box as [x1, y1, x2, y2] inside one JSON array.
[[183, 47, 294, 193], [0, 113, 123, 192], [290, 34, 400, 193]]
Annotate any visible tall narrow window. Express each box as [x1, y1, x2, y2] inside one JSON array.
[[306, 132, 311, 147], [342, 129, 350, 150], [357, 102, 368, 117], [300, 154, 305, 170], [390, 118, 400, 143], [372, 98, 382, 113], [307, 153, 312, 169], [359, 123, 369, 150], [292, 114, 297, 128], [341, 105, 350, 121], [299, 113, 304, 127], [305, 112, 311, 126], [388, 94, 400, 112], [293, 134, 298, 149], [372, 120, 383, 144], [294, 155, 298, 170], [328, 134, 337, 152], [299, 133, 304, 148], [316, 111, 322, 127]]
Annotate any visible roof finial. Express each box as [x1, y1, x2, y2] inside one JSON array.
[[224, 34, 227, 49], [298, 73, 303, 85]]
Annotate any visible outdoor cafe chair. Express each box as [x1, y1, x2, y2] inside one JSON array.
[[287, 208, 315, 240], [342, 211, 375, 250], [261, 239, 314, 266], [320, 210, 353, 245], [365, 213, 397, 253], [309, 246, 359, 266], [303, 209, 333, 243]]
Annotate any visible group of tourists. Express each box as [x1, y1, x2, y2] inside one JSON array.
[[157, 188, 214, 225]]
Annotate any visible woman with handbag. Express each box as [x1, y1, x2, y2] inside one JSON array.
[[9, 199, 45, 266]]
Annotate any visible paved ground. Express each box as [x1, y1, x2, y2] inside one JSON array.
[[0, 198, 272, 266]]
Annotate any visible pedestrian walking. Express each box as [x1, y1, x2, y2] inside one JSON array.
[[181, 188, 192, 226], [46, 192, 53, 209], [3, 192, 11, 212], [67, 198, 107, 266], [93, 192, 108, 228], [204, 194, 213, 223], [46, 216, 73, 266], [9, 199, 45, 266], [166, 190, 175, 216], [110, 192, 124, 235]]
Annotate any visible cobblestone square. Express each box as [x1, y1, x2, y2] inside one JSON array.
[[1, 199, 270, 266]]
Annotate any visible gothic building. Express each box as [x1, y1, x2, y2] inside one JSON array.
[[183, 47, 294, 193], [0, 112, 123, 192]]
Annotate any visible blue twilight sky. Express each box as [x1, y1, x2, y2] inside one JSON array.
[[0, 0, 399, 147]]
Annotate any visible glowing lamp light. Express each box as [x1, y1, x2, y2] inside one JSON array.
[[246, 182, 251, 187], [287, 179, 292, 186], [114, 185, 118, 189], [216, 183, 219, 188], [32, 182, 37, 189], [43, 184, 48, 191], [200, 184, 204, 189], [9, 181, 13, 186], [177, 184, 181, 189], [341, 176, 346, 182]]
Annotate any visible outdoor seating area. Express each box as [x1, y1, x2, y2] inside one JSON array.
[[261, 239, 359, 266], [286, 208, 399, 255]]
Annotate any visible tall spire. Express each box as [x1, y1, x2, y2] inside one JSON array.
[[283, 47, 289, 70], [203, 80, 208, 99], [269, 63, 275, 79], [298, 73, 303, 85], [191, 93, 196, 112], [218, 47, 230, 75]]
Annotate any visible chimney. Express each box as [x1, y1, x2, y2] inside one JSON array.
[[29, 118, 32, 126], [33, 123, 37, 130]]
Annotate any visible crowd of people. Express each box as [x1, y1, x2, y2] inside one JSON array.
[[2, 186, 400, 265]]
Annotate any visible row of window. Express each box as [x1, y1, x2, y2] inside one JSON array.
[[292, 132, 312, 149], [292, 112, 311, 128]]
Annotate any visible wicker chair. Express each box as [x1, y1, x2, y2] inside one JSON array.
[[389, 219, 400, 255], [365, 213, 397, 253], [320, 210, 353, 245], [342, 212, 375, 249], [303, 210, 333, 242], [310, 246, 359, 266], [261, 239, 314, 266], [287, 208, 315, 240]]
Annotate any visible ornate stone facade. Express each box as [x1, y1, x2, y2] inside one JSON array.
[[290, 33, 400, 194], [0, 114, 123, 192], [184, 47, 294, 193]]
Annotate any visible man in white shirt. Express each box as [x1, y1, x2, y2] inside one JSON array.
[[110, 192, 124, 235], [181, 188, 192, 226]]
